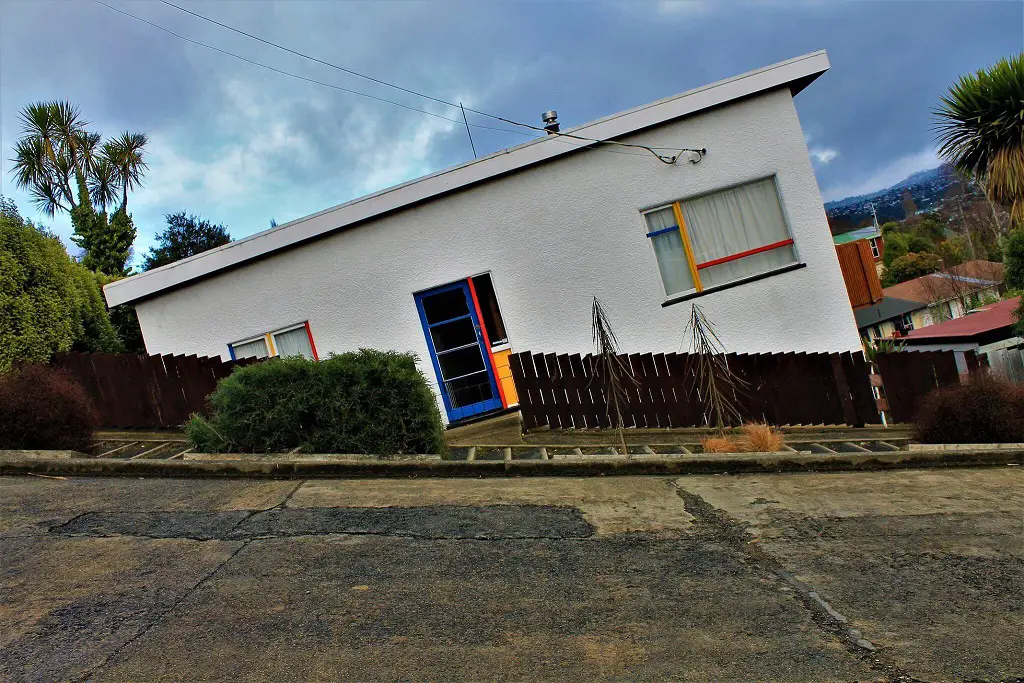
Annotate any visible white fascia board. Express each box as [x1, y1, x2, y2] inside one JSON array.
[[105, 50, 829, 307]]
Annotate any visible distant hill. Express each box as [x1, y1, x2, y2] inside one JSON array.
[[825, 165, 960, 233]]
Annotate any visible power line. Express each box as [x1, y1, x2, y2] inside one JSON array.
[[158, 0, 461, 111], [91, 0, 531, 140], [153, 0, 705, 165], [91, 0, 682, 163]]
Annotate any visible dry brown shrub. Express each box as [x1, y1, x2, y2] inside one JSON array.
[[738, 422, 785, 452], [700, 435, 740, 453]]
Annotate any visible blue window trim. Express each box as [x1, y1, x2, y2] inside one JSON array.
[[414, 280, 503, 423], [645, 225, 679, 238], [426, 313, 473, 328]]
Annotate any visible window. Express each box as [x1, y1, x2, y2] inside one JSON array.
[[901, 313, 914, 331], [643, 177, 798, 297], [273, 325, 315, 358], [230, 337, 270, 360], [230, 322, 318, 360], [869, 238, 880, 259]]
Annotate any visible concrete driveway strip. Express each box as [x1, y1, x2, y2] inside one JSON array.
[[679, 468, 1024, 682], [1, 471, 1021, 681]]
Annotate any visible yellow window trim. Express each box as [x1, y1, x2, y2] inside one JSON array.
[[671, 202, 703, 292]]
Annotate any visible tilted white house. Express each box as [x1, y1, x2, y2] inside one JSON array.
[[105, 50, 861, 425]]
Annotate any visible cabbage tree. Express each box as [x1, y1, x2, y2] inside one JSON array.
[[936, 54, 1024, 224]]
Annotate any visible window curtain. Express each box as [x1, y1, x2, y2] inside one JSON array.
[[232, 338, 269, 360], [273, 327, 314, 359], [644, 207, 694, 295], [679, 178, 797, 289]]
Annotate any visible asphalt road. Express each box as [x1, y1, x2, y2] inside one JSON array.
[[1, 470, 1022, 682]]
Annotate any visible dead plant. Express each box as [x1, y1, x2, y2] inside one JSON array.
[[700, 435, 740, 454], [737, 422, 784, 452], [683, 304, 749, 428], [590, 296, 638, 457]]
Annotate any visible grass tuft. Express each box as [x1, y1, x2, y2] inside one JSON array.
[[738, 422, 785, 453], [700, 435, 739, 454]]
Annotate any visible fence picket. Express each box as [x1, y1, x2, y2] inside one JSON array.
[[509, 348, 948, 431], [49, 351, 258, 429]]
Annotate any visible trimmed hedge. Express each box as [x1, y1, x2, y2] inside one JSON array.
[[185, 350, 446, 455], [913, 374, 1024, 444], [0, 365, 98, 451]]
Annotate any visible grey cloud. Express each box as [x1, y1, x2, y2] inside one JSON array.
[[1, 0, 1020, 257]]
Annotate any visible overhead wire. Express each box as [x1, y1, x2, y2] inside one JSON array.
[[91, 0, 689, 163], [153, 0, 705, 165], [91, 0, 531, 138]]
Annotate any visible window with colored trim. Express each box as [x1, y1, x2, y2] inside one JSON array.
[[231, 336, 270, 360], [229, 322, 318, 360], [643, 177, 798, 297]]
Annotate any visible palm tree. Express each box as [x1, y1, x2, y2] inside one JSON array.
[[88, 158, 119, 213], [105, 132, 148, 211], [10, 101, 87, 215], [935, 54, 1024, 224], [9, 100, 147, 216]]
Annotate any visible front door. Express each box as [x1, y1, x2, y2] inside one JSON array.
[[415, 281, 503, 422]]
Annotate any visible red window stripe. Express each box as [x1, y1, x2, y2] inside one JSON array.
[[695, 239, 794, 270], [304, 321, 320, 361]]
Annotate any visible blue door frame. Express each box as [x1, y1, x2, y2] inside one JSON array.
[[415, 280, 503, 423]]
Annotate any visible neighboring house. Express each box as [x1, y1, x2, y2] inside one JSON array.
[[104, 51, 861, 425], [902, 297, 1023, 383], [833, 225, 884, 275], [881, 260, 1005, 330], [854, 296, 928, 344]]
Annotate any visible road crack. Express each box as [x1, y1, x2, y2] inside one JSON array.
[[668, 480, 928, 683], [74, 538, 253, 682]]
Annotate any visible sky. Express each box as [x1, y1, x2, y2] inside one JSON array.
[[0, 0, 1021, 264]]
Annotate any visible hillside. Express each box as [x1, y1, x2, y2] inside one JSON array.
[[825, 165, 960, 233]]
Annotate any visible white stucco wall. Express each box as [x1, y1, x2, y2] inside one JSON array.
[[134, 87, 861, 419]]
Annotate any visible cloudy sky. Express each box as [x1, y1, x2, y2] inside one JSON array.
[[0, 0, 1020, 263]]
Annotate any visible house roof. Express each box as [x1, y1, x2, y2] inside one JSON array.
[[903, 296, 1020, 344], [104, 50, 831, 307], [833, 225, 881, 245], [881, 260, 1005, 305], [853, 296, 926, 330]]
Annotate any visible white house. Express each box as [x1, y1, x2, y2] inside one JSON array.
[[104, 50, 861, 425]]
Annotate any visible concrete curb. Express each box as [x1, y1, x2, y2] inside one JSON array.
[[0, 449, 1021, 478]]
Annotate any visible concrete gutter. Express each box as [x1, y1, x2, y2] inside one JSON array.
[[0, 449, 1021, 479]]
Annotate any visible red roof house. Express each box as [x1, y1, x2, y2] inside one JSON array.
[[903, 296, 1020, 348]]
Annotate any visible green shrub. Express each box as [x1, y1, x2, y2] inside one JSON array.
[[913, 374, 1024, 444], [0, 205, 121, 372], [185, 350, 446, 455]]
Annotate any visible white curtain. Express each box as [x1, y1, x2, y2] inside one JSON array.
[[679, 178, 797, 289], [644, 207, 694, 295], [232, 338, 269, 360], [274, 327, 314, 359]]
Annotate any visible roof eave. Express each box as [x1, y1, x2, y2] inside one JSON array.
[[105, 50, 830, 307]]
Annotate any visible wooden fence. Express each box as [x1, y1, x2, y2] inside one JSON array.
[[51, 351, 259, 428], [510, 349, 982, 431], [873, 350, 981, 423], [509, 350, 879, 431]]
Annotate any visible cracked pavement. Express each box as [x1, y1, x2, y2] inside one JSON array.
[[1, 470, 1022, 681]]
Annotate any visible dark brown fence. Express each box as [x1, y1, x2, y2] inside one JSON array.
[[510, 350, 878, 431], [51, 351, 259, 428], [873, 350, 980, 423]]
